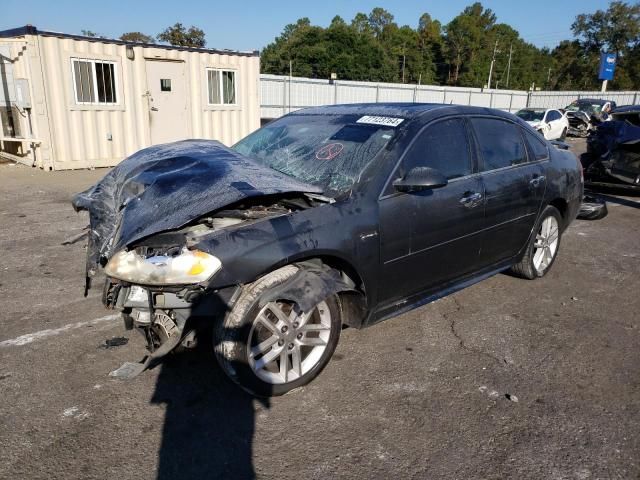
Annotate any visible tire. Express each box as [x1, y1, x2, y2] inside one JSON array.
[[214, 265, 342, 396], [560, 127, 567, 141], [577, 195, 608, 220], [510, 205, 563, 280]]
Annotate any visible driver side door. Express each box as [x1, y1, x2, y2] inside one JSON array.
[[377, 117, 485, 305]]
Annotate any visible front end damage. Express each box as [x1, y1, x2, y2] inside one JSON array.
[[71, 140, 343, 378], [102, 196, 330, 377], [585, 108, 640, 190], [566, 111, 593, 138]]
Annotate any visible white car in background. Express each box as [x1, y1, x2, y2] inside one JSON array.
[[515, 108, 569, 141]]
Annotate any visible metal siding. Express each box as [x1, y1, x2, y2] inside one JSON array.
[[259, 75, 539, 118], [9, 35, 259, 169]]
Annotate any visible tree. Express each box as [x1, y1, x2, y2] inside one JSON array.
[[81, 30, 98, 37], [260, 2, 640, 90], [120, 32, 154, 43], [444, 3, 497, 85], [368, 7, 394, 38], [157, 23, 206, 48], [572, 1, 640, 55], [417, 13, 444, 84], [351, 12, 373, 36], [571, 1, 640, 89]]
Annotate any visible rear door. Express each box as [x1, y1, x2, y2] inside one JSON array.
[[470, 117, 546, 266], [546, 110, 564, 139], [378, 117, 485, 304]]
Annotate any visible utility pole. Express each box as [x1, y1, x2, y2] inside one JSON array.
[[506, 43, 513, 88], [547, 67, 552, 87], [487, 39, 499, 89], [288, 60, 292, 113], [401, 49, 406, 83]]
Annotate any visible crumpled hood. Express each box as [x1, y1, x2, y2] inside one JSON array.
[[72, 139, 322, 285]]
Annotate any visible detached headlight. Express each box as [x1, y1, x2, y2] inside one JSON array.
[[105, 248, 222, 285]]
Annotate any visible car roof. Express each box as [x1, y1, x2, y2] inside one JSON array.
[[578, 98, 613, 104], [289, 103, 519, 127]]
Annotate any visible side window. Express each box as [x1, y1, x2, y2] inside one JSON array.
[[523, 129, 549, 161], [547, 111, 560, 122], [71, 58, 118, 105], [470, 118, 527, 170], [207, 69, 237, 105], [401, 118, 472, 180]]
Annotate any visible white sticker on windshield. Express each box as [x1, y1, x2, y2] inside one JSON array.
[[356, 115, 404, 127]]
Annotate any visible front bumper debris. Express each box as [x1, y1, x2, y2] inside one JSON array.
[[104, 279, 237, 379]]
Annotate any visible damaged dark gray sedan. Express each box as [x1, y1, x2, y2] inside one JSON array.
[[73, 104, 583, 396]]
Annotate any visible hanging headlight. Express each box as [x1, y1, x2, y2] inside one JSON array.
[[104, 248, 222, 285]]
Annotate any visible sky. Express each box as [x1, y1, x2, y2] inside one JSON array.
[[3, 0, 612, 52]]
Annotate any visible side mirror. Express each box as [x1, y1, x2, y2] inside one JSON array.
[[393, 166, 448, 193]]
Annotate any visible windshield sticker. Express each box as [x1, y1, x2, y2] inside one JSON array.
[[315, 143, 344, 161], [356, 115, 404, 127]]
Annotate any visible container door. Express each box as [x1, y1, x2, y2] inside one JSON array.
[[145, 60, 188, 145]]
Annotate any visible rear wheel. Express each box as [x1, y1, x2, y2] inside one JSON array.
[[560, 127, 567, 141], [510, 205, 562, 279], [214, 265, 342, 396]]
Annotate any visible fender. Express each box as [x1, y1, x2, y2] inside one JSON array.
[[259, 262, 355, 312]]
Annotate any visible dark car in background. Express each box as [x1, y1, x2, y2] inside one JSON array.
[[585, 105, 640, 190], [73, 104, 583, 396], [564, 98, 617, 137]]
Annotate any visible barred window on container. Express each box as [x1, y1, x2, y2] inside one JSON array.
[[72, 59, 117, 105], [207, 69, 236, 105]]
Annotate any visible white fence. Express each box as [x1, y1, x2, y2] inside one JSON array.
[[260, 74, 640, 119], [260, 74, 528, 118]]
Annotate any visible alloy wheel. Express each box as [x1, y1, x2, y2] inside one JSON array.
[[247, 301, 332, 384], [533, 216, 559, 272]]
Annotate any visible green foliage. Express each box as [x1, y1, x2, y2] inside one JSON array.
[[120, 32, 154, 44], [157, 23, 206, 48], [260, 2, 640, 91]]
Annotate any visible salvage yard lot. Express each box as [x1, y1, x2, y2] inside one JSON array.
[[1, 139, 639, 479]]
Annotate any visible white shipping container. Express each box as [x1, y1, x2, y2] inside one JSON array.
[[0, 26, 260, 170]]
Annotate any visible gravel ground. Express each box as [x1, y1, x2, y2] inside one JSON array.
[[0, 139, 638, 479]]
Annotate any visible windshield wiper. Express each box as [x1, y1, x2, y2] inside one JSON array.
[[305, 193, 335, 204]]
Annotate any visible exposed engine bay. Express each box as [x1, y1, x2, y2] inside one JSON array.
[[98, 190, 343, 379]]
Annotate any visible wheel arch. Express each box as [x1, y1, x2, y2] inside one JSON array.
[[549, 197, 569, 227], [259, 252, 369, 329]]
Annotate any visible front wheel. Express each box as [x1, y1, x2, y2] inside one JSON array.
[[510, 205, 562, 279], [214, 265, 342, 396]]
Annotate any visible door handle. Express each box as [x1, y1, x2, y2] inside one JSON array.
[[529, 175, 546, 187], [150, 106, 159, 112], [459, 192, 482, 208]]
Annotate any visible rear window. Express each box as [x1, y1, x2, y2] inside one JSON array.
[[546, 111, 560, 121], [516, 110, 545, 122], [523, 129, 549, 161], [470, 118, 527, 170]]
